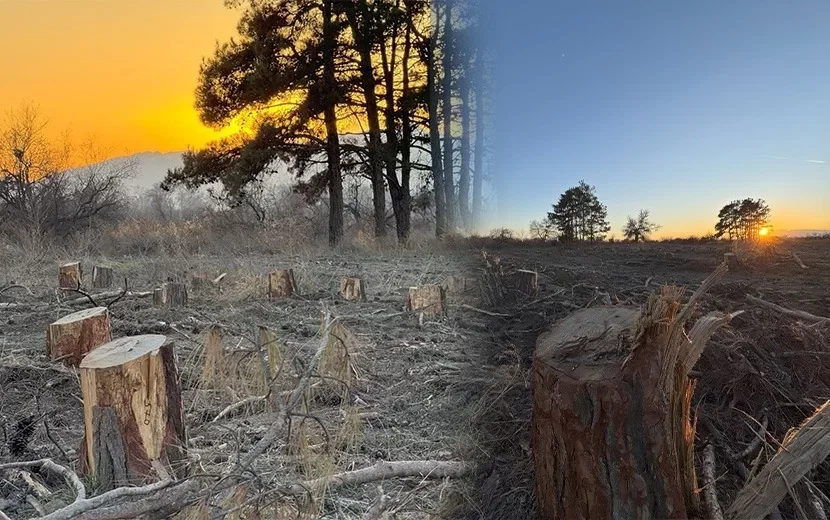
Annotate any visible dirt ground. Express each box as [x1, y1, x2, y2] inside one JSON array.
[[1, 237, 828, 519]]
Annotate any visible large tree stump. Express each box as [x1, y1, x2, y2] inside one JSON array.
[[407, 285, 446, 318], [531, 274, 742, 520], [92, 266, 114, 289], [442, 275, 467, 294], [59, 262, 82, 291], [46, 307, 112, 366], [79, 335, 187, 491], [339, 277, 366, 302], [268, 269, 296, 299], [724, 252, 738, 271]]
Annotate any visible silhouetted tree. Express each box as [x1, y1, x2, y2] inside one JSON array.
[[544, 180, 610, 242], [714, 198, 770, 241], [622, 209, 660, 242]]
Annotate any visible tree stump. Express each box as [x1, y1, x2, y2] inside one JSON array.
[[92, 266, 114, 289], [339, 277, 366, 301], [530, 281, 741, 520], [59, 262, 82, 291], [153, 282, 188, 308], [442, 275, 467, 294], [510, 269, 538, 299], [724, 252, 738, 270], [46, 307, 112, 366], [79, 335, 187, 491], [407, 285, 446, 318], [268, 269, 296, 299]]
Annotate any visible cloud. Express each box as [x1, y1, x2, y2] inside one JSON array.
[[760, 155, 825, 164], [806, 159, 825, 164], [760, 155, 790, 160]]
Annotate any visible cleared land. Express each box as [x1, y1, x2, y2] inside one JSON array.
[[1, 237, 828, 519]]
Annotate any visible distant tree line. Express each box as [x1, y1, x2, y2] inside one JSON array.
[[532, 181, 771, 243], [163, 0, 491, 246]]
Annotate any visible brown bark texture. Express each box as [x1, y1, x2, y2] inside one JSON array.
[[46, 306, 112, 366], [531, 282, 731, 520], [92, 266, 114, 289], [407, 285, 446, 318], [79, 335, 187, 491], [268, 269, 296, 299]]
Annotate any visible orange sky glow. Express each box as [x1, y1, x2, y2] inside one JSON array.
[[0, 0, 240, 157]]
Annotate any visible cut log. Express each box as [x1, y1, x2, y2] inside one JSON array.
[[59, 262, 82, 291], [79, 335, 187, 491], [510, 269, 538, 299], [339, 277, 366, 302], [407, 285, 446, 318], [91, 266, 114, 289], [442, 275, 467, 294], [46, 307, 112, 366], [268, 269, 296, 299], [724, 252, 738, 270], [153, 283, 187, 308], [531, 282, 735, 520]]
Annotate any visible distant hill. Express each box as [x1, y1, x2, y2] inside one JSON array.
[[778, 229, 830, 238], [97, 151, 184, 192]]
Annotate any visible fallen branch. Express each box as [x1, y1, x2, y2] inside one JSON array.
[[39, 478, 174, 520], [791, 252, 808, 269], [726, 400, 830, 520], [0, 459, 85, 503], [294, 460, 478, 496], [0, 284, 34, 296], [211, 396, 266, 423], [733, 415, 768, 460], [746, 295, 830, 324], [702, 444, 725, 520], [63, 290, 153, 307], [458, 304, 512, 317]]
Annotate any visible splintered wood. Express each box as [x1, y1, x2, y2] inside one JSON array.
[[268, 269, 296, 299], [59, 262, 82, 291], [79, 335, 187, 491], [407, 285, 446, 318], [91, 266, 114, 289], [340, 277, 366, 301], [46, 307, 112, 366]]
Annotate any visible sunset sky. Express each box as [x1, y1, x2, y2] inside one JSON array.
[[2, 0, 828, 236], [0, 0, 239, 156]]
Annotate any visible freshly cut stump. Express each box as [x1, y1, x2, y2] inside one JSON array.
[[79, 335, 187, 491], [92, 266, 114, 289], [532, 305, 697, 520], [407, 285, 446, 318], [46, 307, 112, 366], [339, 277, 366, 302], [59, 262, 82, 291], [511, 269, 538, 298], [268, 269, 296, 299]]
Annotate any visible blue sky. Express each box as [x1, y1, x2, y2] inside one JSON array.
[[480, 0, 830, 236]]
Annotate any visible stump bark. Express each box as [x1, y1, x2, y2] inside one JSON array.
[[79, 335, 187, 491], [268, 269, 296, 299], [46, 307, 112, 366], [92, 266, 114, 289], [724, 252, 738, 271], [407, 285, 446, 318], [59, 262, 82, 291], [339, 277, 366, 302], [511, 269, 538, 299], [153, 282, 188, 308], [531, 276, 740, 520]]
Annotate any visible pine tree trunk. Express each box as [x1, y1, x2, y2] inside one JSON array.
[[91, 266, 113, 289], [532, 299, 706, 520], [46, 307, 112, 366], [346, 0, 386, 238], [441, 0, 456, 232], [472, 45, 484, 230], [427, 2, 446, 237], [79, 335, 187, 491], [322, 0, 343, 247], [458, 65, 471, 231]]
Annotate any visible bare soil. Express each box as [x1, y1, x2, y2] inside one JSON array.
[[1, 237, 828, 519]]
